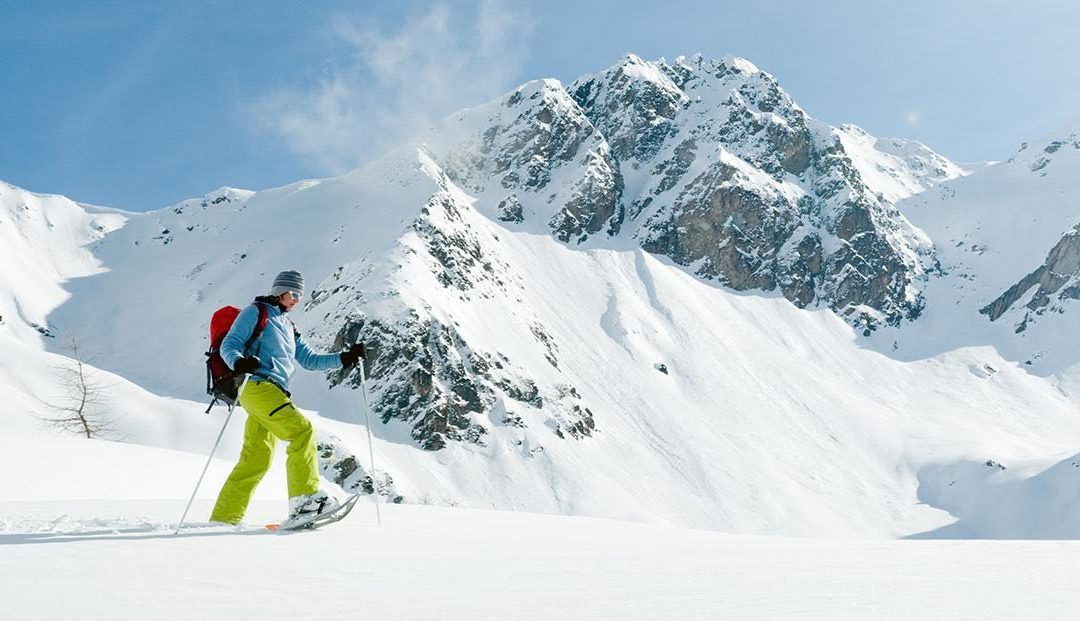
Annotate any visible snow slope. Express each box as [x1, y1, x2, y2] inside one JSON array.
[[0, 181, 124, 343], [835, 124, 969, 203], [1, 57, 1079, 547], [879, 126, 1080, 375]]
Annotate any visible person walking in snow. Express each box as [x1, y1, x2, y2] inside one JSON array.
[[210, 270, 365, 529]]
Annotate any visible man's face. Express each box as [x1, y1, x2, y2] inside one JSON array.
[[279, 291, 301, 312]]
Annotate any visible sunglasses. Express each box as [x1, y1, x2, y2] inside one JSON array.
[[288, 291, 302, 301]]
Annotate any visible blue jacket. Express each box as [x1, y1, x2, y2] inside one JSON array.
[[221, 299, 341, 391]]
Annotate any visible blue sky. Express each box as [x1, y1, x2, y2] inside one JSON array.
[[2, 1, 1078, 211]]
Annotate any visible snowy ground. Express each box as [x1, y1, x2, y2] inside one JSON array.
[[4, 498, 1080, 619], [1, 437, 1079, 619]]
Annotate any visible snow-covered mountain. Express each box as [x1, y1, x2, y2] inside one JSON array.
[[431, 53, 969, 333], [882, 125, 1080, 374], [2, 54, 1079, 540], [0, 181, 124, 342]]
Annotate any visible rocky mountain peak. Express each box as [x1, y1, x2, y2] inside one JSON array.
[[421, 53, 961, 331], [570, 54, 686, 162], [570, 55, 943, 329], [432, 76, 623, 244]]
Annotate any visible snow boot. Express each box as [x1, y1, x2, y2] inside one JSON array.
[[279, 490, 341, 530]]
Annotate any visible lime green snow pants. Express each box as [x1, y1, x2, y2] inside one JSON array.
[[210, 380, 319, 524]]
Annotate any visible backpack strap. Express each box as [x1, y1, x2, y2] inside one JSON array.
[[205, 355, 214, 398], [243, 302, 270, 355], [287, 316, 301, 340]]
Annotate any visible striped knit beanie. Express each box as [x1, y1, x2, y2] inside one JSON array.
[[269, 270, 304, 297]]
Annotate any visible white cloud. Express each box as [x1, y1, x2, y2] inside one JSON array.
[[254, 1, 530, 175], [905, 111, 922, 127]]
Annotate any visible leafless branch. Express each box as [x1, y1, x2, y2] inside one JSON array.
[[35, 334, 120, 439]]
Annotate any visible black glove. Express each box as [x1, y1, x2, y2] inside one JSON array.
[[340, 342, 365, 368], [233, 356, 261, 374]]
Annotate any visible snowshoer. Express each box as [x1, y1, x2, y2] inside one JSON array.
[[209, 270, 365, 530]]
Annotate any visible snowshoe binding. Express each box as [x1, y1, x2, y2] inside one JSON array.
[[276, 490, 343, 531]]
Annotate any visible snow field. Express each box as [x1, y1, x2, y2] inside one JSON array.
[[4, 498, 1080, 620]]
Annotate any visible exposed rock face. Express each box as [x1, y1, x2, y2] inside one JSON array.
[[324, 310, 595, 451], [570, 54, 686, 162], [414, 194, 506, 295], [981, 225, 1080, 330], [304, 162, 598, 452], [550, 148, 624, 242], [496, 194, 524, 223], [640, 161, 793, 293], [331, 314, 493, 451], [811, 137, 931, 328], [438, 79, 625, 244], [576, 55, 936, 329]]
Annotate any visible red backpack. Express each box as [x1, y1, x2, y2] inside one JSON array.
[[204, 301, 269, 411]]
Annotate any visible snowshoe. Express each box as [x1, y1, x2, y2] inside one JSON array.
[[277, 490, 341, 531], [270, 494, 360, 532]]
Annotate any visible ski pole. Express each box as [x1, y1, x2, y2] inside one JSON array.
[[175, 377, 248, 535], [358, 361, 382, 526]]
